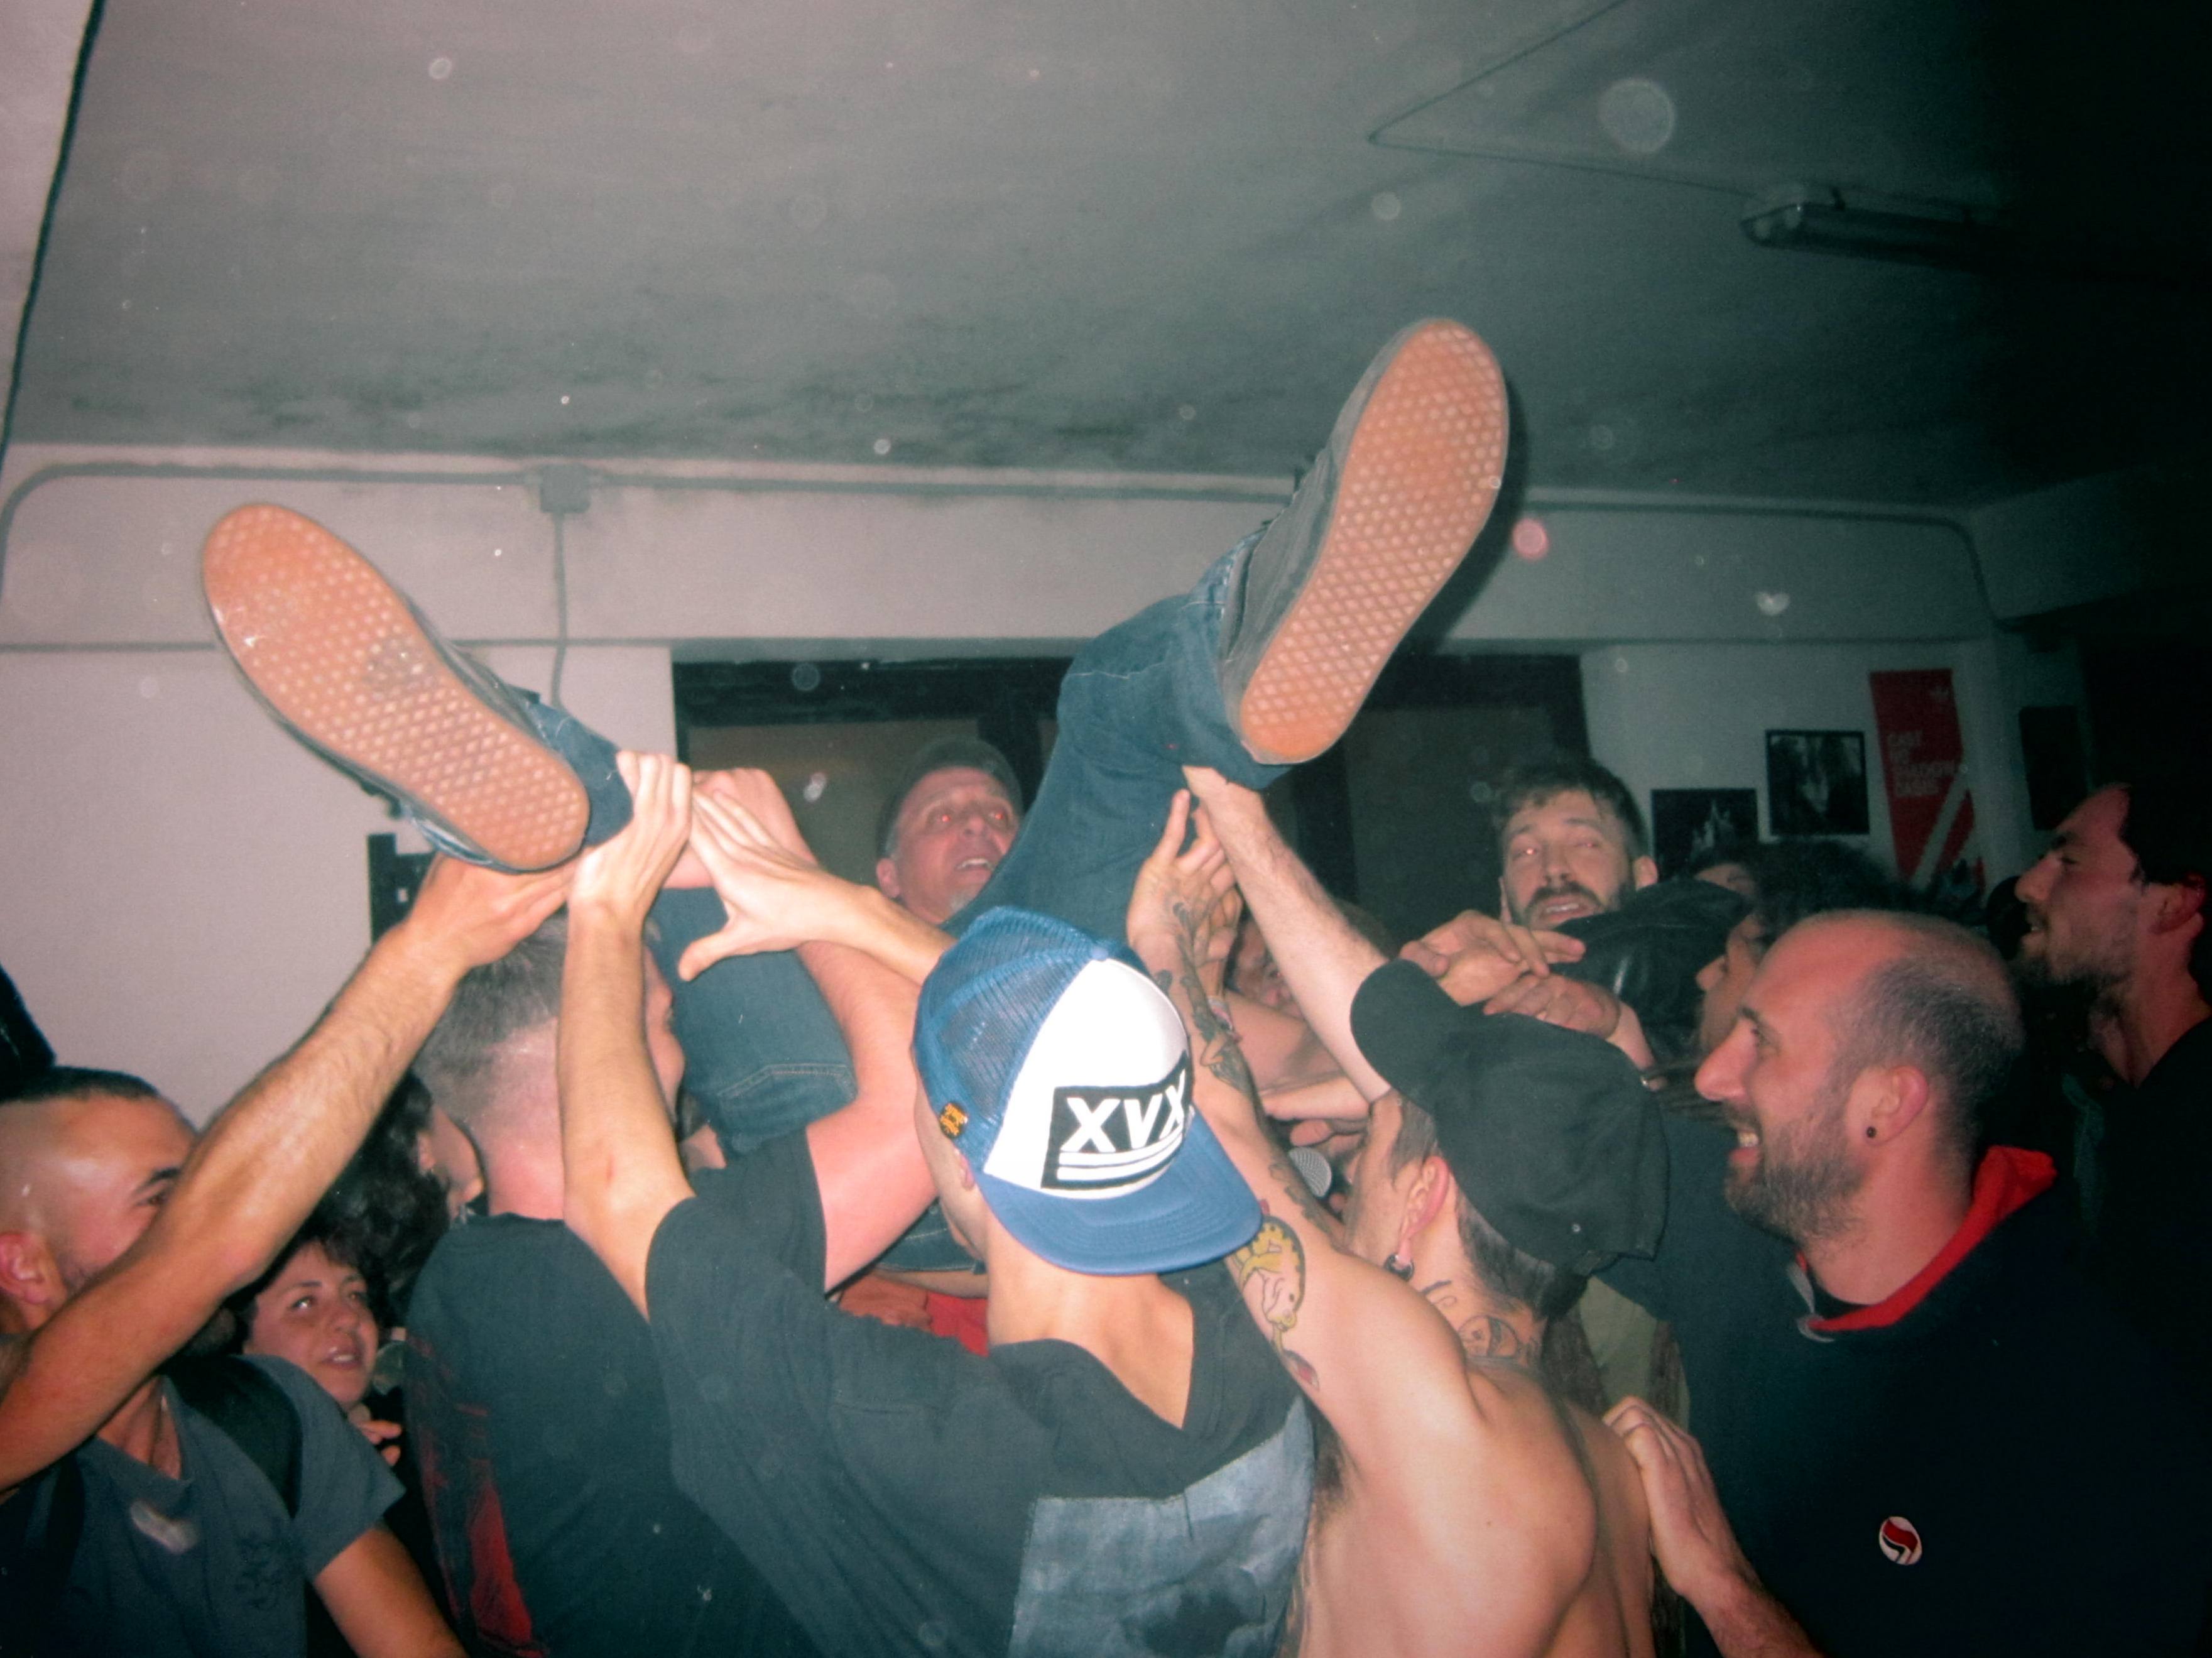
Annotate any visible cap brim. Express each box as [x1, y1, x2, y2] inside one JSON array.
[[977, 1110, 1261, 1276]]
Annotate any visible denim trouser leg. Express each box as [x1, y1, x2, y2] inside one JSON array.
[[955, 538, 1287, 944], [658, 540, 1282, 1271], [649, 888, 973, 1271], [647, 889, 855, 1155]]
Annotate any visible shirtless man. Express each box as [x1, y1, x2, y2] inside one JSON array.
[[1142, 778, 1660, 1657]]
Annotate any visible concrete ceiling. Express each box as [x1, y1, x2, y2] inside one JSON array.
[[11, 0, 2206, 505]]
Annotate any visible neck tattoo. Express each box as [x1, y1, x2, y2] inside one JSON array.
[[1416, 1278, 1537, 1366]]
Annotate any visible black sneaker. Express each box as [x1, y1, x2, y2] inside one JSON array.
[[202, 504, 594, 872], [1219, 319, 1508, 765]]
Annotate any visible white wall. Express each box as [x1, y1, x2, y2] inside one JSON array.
[[0, 439, 2084, 1113], [0, 643, 668, 1120], [1579, 636, 2069, 886]]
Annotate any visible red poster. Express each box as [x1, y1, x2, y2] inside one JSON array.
[[1869, 668, 1982, 895]]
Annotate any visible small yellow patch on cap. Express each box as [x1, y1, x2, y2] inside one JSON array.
[[937, 1102, 968, 1138]]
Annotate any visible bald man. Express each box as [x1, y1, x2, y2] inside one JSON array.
[[1596, 911, 2212, 1657], [0, 855, 563, 1657]]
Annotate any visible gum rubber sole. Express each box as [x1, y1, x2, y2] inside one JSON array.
[[1234, 320, 1508, 763], [202, 504, 589, 871]]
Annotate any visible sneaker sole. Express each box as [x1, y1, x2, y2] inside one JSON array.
[[1236, 321, 1508, 763], [202, 504, 589, 871]]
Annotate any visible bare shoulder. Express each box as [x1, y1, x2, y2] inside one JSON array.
[[1451, 1363, 1602, 1523], [1562, 1394, 1651, 1552]]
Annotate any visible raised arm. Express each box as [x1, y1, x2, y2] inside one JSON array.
[[1182, 766, 1394, 1103], [559, 753, 698, 1315], [1125, 794, 1466, 1425], [0, 856, 568, 1492]]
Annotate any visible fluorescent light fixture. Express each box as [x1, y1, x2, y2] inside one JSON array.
[[1741, 187, 2005, 270], [1741, 183, 2202, 287]]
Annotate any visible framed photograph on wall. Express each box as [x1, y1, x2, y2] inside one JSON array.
[[1766, 729, 1870, 836], [1650, 788, 1760, 879]]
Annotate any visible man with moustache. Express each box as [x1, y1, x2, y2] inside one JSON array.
[[2012, 774, 2211, 1399], [1405, 759, 1742, 1066], [1403, 759, 1740, 1405], [1493, 758, 1657, 931], [1596, 910, 2209, 1655]]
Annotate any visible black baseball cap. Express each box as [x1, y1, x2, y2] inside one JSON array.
[[1349, 960, 1667, 1273], [876, 738, 1023, 856]]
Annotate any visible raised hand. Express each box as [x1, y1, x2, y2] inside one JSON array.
[[695, 768, 816, 861], [676, 790, 861, 979], [394, 854, 572, 978], [1399, 908, 1586, 1007], [1125, 790, 1240, 987], [570, 753, 693, 930]]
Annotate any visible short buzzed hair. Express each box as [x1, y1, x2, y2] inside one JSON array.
[[412, 914, 568, 1128], [1822, 912, 2024, 1165], [0, 1066, 163, 1110], [1491, 757, 1648, 862]]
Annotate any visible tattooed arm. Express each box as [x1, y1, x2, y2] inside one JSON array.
[[1126, 794, 1466, 1424], [1182, 767, 1394, 1103]]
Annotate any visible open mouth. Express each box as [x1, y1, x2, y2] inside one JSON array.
[[1726, 1123, 1762, 1167], [1531, 891, 1599, 924]]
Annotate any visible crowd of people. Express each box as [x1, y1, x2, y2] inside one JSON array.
[[3, 319, 2208, 1657]]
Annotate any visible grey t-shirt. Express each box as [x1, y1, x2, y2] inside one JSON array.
[[46, 1355, 400, 1657]]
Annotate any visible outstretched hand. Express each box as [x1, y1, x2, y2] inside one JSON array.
[[677, 790, 858, 979], [1126, 790, 1241, 988], [570, 753, 693, 929]]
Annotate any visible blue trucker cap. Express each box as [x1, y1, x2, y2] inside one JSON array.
[[914, 907, 1260, 1275]]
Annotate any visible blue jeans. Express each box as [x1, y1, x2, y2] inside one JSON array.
[[665, 539, 1285, 1268], [951, 540, 1285, 941]]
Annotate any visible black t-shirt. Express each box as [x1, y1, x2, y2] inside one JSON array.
[[1604, 1117, 2212, 1657], [2089, 1016, 2212, 1404], [405, 1173, 817, 1657], [646, 1132, 1312, 1658]]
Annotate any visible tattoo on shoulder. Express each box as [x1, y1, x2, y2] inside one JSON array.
[[1228, 1213, 1319, 1388]]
